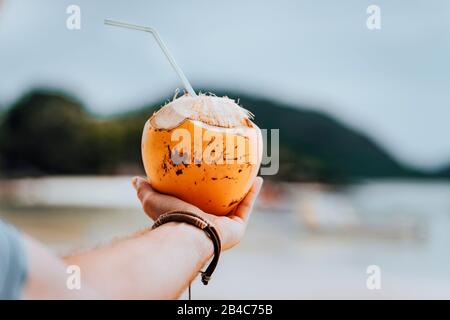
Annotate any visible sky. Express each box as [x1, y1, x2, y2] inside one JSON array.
[[0, 0, 450, 170]]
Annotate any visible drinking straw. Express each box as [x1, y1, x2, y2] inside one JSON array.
[[105, 19, 197, 97]]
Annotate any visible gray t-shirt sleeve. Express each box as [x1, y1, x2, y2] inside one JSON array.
[[0, 220, 28, 300]]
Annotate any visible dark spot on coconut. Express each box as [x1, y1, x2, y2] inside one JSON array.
[[194, 181, 197, 185], [222, 175, 237, 180], [238, 169, 242, 173], [207, 136, 216, 146], [211, 177, 217, 181], [176, 169, 183, 175]]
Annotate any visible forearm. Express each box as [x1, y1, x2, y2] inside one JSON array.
[[64, 222, 213, 299], [22, 234, 100, 299]]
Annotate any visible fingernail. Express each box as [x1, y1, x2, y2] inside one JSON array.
[[131, 177, 138, 190]]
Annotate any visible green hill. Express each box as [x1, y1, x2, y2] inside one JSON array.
[[222, 93, 422, 181], [435, 166, 450, 179], [0, 89, 433, 181]]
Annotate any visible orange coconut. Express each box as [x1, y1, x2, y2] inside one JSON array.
[[141, 94, 262, 215]]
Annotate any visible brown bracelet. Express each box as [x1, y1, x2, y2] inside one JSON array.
[[151, 210, 221, 286]]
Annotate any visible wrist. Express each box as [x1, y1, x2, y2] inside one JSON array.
[[157, 222, 214, 261], [150, 211, 222, 286]]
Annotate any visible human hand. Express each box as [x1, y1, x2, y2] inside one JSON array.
[[132, 176, 263, 251]]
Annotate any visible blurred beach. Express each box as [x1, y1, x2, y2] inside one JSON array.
[[1, 176, 449, 299]]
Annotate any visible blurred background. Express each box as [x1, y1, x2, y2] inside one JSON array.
[[1, 0, 450, 298]]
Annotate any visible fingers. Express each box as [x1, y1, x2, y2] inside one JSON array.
[[131, 176, 166, 219], [131, 176, 201, 220], [132, 175, 263, 223], [234, 177, 263, 223], [132, 176, 154, 203]]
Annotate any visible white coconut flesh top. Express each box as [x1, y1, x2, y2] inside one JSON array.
[[150, 95, 255, 131]]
